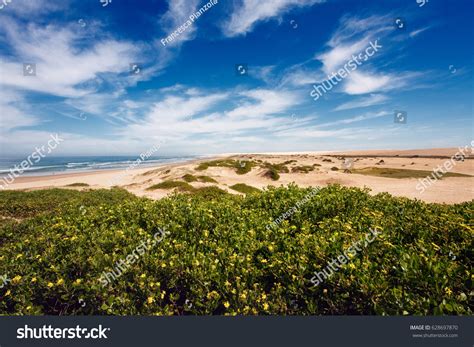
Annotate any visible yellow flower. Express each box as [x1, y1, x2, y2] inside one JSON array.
[[47, 282, 54, 288], [147, 297, 154, 304], [223, 301, 230, 308], [140, 274, 146, 279], [74, 279, 82, 285], [239, 293, 247, 300], [348, 263, 356, 270], [16, 254, 23, 259], [260, 258, 267, 263], [444, 287, 452, 296], [31, 277, 37, 283], [160, 291, 166, 299], [268, 245, 274, 252], [12, 275, 22, 284], [224, 280, 231, 287], [5, 290, 11, 296], [161, 263, 167, 268], [56, 279, 64, 286], [263, 303, 269, 310], [207, 291, 219, 300]]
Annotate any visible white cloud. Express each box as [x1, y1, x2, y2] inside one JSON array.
[[409, 26, 431, 38], [312, 14, 427, 96], [0, 20, 140, 97], [119, 88, 302, 145], [223, 0, 324, 37], [316, 38, 369, 75], [343, 71, 420, 95], [226, 89, 299, 119], [333, 94, 388, 111], [160, 0, 200, 46], [327, 15, 391, 47], [343, 71, 391, 95], [280, 66, 325, 87], [0, 89, 40, 132], [0, 0, 66, 17], [319, 111, 390, 127], [316, 15, 391, 74]]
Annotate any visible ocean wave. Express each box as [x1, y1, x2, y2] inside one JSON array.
[[0, 156, 197, 177], [0, 164, 65, 174]]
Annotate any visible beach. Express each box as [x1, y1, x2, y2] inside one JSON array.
[[2, 148, 473, 204]]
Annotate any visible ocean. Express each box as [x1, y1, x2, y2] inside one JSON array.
[[0, 156, 200, 177]]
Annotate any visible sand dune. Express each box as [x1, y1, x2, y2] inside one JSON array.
[[3, 149, 473, 204]]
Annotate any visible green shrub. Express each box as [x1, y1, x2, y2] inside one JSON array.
[[353, 167, 472, 179], [197, 176, 218, 183], [230, 183, 261, 194], [182, 174, 218, 183], [196, 159, 256, 175], [291, 166, 315, 173], [263, 168, 280, 181], [182, 174, 198, 182], [66, 183, 89, 187], [147, 181, 194, 192], [190, 186, 229, 199], [263, 162, 289, 174]]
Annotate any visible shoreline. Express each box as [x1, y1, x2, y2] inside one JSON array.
[[0, 156, 216, 188]]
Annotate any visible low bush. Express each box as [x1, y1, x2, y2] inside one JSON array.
[[229, 183, 261, 194]]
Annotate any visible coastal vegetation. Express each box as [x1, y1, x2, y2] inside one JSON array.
[[0, 185, 472, 315], [351, 167, 472, 179]]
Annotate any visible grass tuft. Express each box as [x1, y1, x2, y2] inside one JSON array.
[[229, 183, 261, 194], [66, 183, 89, 187], [147, 180, 194, 191], [352, 167, 472, 179]]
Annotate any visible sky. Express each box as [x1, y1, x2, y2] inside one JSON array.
[[0, 0, 472, 157]]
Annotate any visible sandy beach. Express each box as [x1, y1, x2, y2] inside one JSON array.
[[2, 148, 473, 204]]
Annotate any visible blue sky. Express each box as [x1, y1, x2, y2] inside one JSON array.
[[0, 0, 472, 157]]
